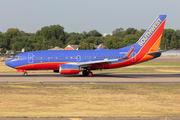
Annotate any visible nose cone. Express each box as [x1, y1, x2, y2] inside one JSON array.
[[5, 59, 14, 68]]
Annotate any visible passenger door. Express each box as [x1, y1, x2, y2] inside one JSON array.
[[28, 53, 33, 63]]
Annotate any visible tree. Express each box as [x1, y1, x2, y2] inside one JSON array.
[[6, 28, 20, 38], [135, 29, 146, 38], [112, 28, 125, 38], [0, 48, 6, 53], [88, 30, 102, 37], [125, 28, 137, 35], [104, 36, 125, 49], [79, 42, 95, 50], [124, 34, 138, 46], [161, 29, 179, 49], [38, 25, 66, 43], [81, 36, 104, 45]]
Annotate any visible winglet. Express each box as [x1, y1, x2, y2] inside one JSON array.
[[122, 46, 135, 59], [97, 43, 103, 48], [95, 43, 106, 50]]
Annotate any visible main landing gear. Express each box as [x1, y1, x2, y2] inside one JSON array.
[[82, 70, 93, 76]]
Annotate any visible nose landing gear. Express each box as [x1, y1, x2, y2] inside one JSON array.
[[23, 72, 28, 76], [82, 70, 93, 76]]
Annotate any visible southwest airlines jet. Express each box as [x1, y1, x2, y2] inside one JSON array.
[[5, 15, 167, 76]]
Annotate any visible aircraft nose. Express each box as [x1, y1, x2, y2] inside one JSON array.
[[5, 60, 14, 68]]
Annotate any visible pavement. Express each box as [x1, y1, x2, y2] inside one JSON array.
[[0, 73, 180, 84]]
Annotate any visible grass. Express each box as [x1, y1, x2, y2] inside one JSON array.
[[0, 84, 180, 117], [1, 61, 180, 73], [1, 59, 180, 118]]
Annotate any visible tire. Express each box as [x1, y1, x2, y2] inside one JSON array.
[[82, 70, 88, 76]]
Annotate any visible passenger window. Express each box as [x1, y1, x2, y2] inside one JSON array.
[[46, 57, 47, 59], [84, 56, 86, 59], [56, 57, 57, 59], [48, 57, 50, 59], [51, 57, 52, 59], [53, 57, 55, 59], [35, 57, 37, 59], [66, 57, 67, 59]]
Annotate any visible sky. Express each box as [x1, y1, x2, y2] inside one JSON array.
[[0, 0, 179, 34]]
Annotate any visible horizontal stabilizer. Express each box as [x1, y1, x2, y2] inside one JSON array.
[[147, 49, 176, 55]]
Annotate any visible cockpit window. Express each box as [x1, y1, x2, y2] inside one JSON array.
[[13, 56, 21, 59]]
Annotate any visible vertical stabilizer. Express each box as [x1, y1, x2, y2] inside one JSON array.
[[135, 15, 167, 52]]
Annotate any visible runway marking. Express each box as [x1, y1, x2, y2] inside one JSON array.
[[8, 81, 43, 84]]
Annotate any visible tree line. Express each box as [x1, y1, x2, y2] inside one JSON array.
[[0, 24, 180, 53]]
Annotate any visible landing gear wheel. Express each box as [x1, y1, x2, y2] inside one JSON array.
[[88, 72, 93, 77], [82, 70, 88, 76], [23, 72, 28, 76]]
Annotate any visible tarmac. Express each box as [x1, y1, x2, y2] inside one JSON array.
[[0, 73, 180, 84]]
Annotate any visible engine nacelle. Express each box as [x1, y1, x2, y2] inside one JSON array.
[[59, 64, 80, 74], [53, 70, 59, 73]]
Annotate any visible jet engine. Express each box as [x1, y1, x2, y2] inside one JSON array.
[[53, 70, 59, 73], [59, 64, 80, 74]]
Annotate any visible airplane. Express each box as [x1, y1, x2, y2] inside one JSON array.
[[5, 15, 167, 76]]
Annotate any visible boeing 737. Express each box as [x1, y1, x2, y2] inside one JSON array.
[[5, 15, 167, 76]]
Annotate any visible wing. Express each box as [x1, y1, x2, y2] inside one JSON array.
[[76, 46, 135, 68]]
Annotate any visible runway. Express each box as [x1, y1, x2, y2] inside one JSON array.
[[0, 73, 180, 84]]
